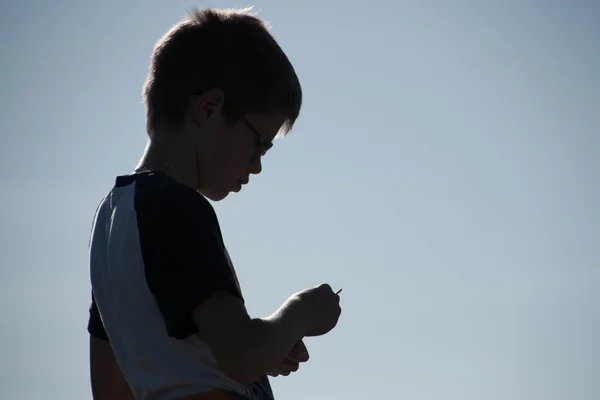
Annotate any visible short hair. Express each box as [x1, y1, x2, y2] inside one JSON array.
[[142, 8, 302, 136]]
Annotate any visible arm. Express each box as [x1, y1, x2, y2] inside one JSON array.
[[89, 336, 135, 400], [88, 295, 134, 399], [137, 189, 339, 383], [192, 291, 310, 384], [138, 187, 309, 380]]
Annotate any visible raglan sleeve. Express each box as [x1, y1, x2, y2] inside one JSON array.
[[87, 199, 109, 341], [137, 186, 243, 339]]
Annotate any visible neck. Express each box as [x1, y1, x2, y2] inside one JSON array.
[[135, 135, 198, 190]]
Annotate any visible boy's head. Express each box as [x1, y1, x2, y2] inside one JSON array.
[[142, 8, 302, 200]]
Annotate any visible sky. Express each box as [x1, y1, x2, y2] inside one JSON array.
[[1, 0, 599, 399]]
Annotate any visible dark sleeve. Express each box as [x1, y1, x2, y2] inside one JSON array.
[[87, 293, 108, 340], [136, 185, 243, 339]]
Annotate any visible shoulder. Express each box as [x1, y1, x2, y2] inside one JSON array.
[[132, 172, 217, 223]]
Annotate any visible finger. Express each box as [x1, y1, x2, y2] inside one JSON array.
[[281, 360, 299, 373], [286, 342, 300, 361], [267, 367, 286, 377], [292, 340, 310, 362], [294, 340, 307, 351], [268, 359, 299, 377], [287, 349, 309, 363], [285, 352, 300, 363], [319, 283, 333, 292], [297, 349, 309, 363], [286, 348, 304, 363]]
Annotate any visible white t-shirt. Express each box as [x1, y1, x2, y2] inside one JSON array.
[[88, 171, 274, 400]]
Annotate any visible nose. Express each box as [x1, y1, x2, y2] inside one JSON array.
[[249, 157, 262, 175]]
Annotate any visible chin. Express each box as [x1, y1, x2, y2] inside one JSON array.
[[199, 188, 230, 202]]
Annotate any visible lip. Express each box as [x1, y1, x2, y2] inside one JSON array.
[[239, 178, 249, 185]]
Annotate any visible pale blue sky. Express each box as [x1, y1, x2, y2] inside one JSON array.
[[1, 1, 599, 399]]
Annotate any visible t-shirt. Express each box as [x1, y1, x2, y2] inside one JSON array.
[[87, 171, 274, 400]]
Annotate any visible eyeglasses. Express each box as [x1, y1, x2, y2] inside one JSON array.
[[188, 93, 273, 157], [241, 116, 273, 157]]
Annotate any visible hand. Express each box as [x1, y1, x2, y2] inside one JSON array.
[[267, 340, 310, 378], [296, 283, 342, 337]]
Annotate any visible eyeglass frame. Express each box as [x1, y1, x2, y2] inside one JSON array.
[[240, 116, 273, 158]]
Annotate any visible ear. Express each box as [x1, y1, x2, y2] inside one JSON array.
[[192, 88, 225, 126]]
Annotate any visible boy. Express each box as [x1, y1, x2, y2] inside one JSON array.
[[87, 8, 342, 400]]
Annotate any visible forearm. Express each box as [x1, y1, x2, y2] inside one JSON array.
[[223, 297, 309, 383]]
